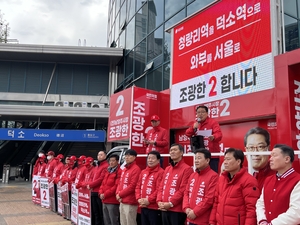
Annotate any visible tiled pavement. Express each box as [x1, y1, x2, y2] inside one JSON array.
[[0, 181, 70, 225]]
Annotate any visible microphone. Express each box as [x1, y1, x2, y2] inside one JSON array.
[[197, 117, 201, 123]]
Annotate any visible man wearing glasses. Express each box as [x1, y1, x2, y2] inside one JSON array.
[[186, 105, 222, 173], [244, 127, 275, 192]]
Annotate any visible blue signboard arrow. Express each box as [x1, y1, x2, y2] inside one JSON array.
[[0, 128, 106, 142]]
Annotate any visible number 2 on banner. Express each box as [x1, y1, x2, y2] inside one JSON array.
[[209, 76, 217, 97], [116, 95, 124, 116], [43, 190, 47, 200]]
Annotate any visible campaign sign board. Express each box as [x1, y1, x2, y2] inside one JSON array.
[[40, 177, 50, 208], [71, 183, 79, 224], [32, 175, 41, 205], [171, 0, 272, 111], [49, 181, 55, 212], [108, 86, 170, 154], [107, 88, 133, 142], [78, 187, 91, 225], [57, 183, 63, 215], [61, 183, 70, 219], [170, 0, 273, 129]]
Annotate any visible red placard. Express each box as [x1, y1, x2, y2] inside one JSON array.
[[130, 87, 169, 154], [32, 175, 41, 205], [171, 0, 273, 111], [107, 88, 133, 142], [78, 188, 91, 225]]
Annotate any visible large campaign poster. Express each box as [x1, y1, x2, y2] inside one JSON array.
[[32, 175, 41, 205], [170, 0, 274, 128], [107, 88, 133, 142], [78, 187, 91, 225], [71, 183, 79, 224]]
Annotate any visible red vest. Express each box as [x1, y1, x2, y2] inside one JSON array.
[[263, 168, 300, 222]]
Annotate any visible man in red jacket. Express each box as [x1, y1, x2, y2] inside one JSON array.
[[86, 150, 108, 225], [74, 155, 86, 189], [45, 151, 57, 181], [116, 149, 141, 225], [144, 115, 169, 166], [183, 148, 218, 225], [256, 144, 300, 225], [136, 151, 164, 225], [157, 143, 193, 225], [185, 105, 222, 173], [209, 148, 260, 225], [99, 154, 122, 225]]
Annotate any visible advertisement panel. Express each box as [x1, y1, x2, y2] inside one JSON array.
[[40, 177, 50, 208], [71, 183, 79, 224], [107, 88, 133, 142], [171, 0, 273, 111], [78, 187, 91, 225]]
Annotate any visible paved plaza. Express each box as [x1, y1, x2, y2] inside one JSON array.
[[0, 181, 70, 225]]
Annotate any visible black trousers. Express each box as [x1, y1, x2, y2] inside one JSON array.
[[161, 211, 186, 225], [91, 192, 103, 225], [141, 208, 162, 225], [209, 158, 220, 173]]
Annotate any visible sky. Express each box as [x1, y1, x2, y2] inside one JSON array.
[[0, 0, 109, 47]]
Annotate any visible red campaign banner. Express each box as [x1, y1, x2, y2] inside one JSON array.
[[32, 175, 41, 205], [170, 0, 273, 111], [107, 88, 133, 142], [170, 89, 275, 128], [130, 87, 169, 154], [78, 187, 91, 225], [172, 0, 271, 84]]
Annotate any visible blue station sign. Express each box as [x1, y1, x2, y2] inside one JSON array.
[[0, 128, 106, 142]]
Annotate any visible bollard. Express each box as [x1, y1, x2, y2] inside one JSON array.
[[2, 165, 6, 183], [5, 165, 10, 184]]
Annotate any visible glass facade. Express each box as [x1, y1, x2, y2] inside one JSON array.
[[283, 0, 300, 52], [108, 0, 216, 92], [108, 0, 300, 92]]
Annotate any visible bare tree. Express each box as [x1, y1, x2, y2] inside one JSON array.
[[0, 10, 10, 43]]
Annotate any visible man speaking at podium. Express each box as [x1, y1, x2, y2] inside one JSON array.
[[185, 105, 222, 173]]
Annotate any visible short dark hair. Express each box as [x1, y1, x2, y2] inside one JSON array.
[[274, 144, 294, 163], [125, 149, 137, 156], [99, 150, 107, 154], [109, 154, 119, 161], [196, 105, 208, 112], [225, 148, 244, 168], [148, 151, 161, 159], [244, 127, 270, 146], [194, 148, 211, 159], [170, 143, 184, 152]]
